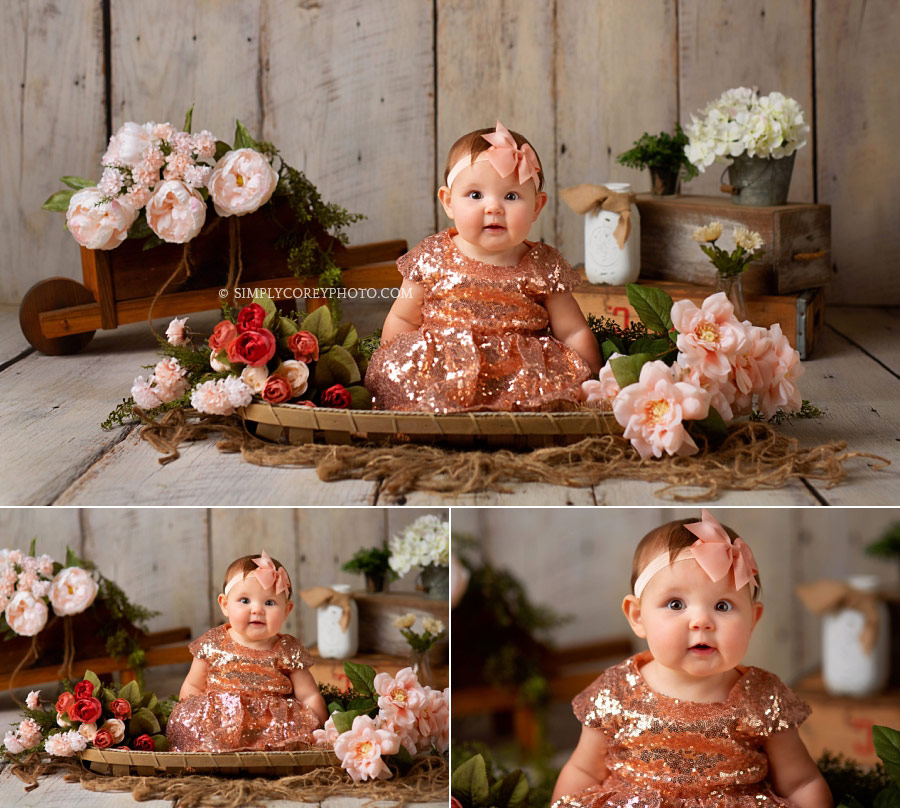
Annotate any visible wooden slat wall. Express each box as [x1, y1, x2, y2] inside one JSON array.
[[467, 507, 900, 685], [0, 507, 447, 650], [2, 1, 897, 307]]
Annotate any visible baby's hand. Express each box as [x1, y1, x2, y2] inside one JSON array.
[[179, 658, 209, 700]]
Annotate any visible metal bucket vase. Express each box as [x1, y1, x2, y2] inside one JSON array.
[[727, 152, 796, 206]]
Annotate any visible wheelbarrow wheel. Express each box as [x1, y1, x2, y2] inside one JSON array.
[[19, 277, 97, 355]]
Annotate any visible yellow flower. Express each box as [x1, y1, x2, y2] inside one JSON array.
[[691, 221, 723, 243], [422, 617, 445, 635], [393, 613, 416, 629], [734, 227, 764, 252]]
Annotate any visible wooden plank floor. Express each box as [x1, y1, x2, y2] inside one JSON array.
[[2, 305, 897, 506]]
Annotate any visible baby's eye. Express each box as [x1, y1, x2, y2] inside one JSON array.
[[505, 192, 519, 201], [467, 190, 483, 200], [266, 600, 276, 606], [666, 598, 685, 611], [239, 597, 250, 604], [715, 601, 733, 612]]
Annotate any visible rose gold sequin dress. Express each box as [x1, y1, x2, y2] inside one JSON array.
[[365, 229, 591, 412], [554, 652, 811, 808], [166, 624, 321, 752]]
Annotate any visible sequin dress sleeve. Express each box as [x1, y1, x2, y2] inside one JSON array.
[[554, 652, 808, 808], [165, 625, 321, 752], [364, 229, 591, 412]]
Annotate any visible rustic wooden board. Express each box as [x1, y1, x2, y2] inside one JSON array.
[[355, 591, 448, 657], [262, 0, 435, 252], [825, 307, 900, 373], [436, 0, 555, 244], [816, 0, 900, 306], [400, 484, 598, 507], [0, 509, 83, 566], [555, 0, 678, 264], [0, 304, 31, 363], [678, 0, 814, 203], [0, 1, 106, 306]]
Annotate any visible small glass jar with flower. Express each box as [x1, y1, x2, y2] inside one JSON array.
[[691, 221, 764, 320], [388, 516, 450, 600], [392, 613, 446, 687]]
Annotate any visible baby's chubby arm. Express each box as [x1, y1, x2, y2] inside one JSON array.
[[381, 279, 425, 344], [551, 725, 608, 803], [545, 292, 602, 374], [764, 728, 833, 807], [290, 668, 329, 726], [179, 658, 209, 699]]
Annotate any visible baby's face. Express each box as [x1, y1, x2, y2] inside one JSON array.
[[439, 158, 546, 263], [631, 558, 763, 682], [218, 574, 293, 648]]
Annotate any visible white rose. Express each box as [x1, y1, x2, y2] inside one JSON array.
[[5, 591, 48, 636], [100, 718, 125, 744], [208, 148, 278, 217], [66, 187, 138, 250], [77, 722, 98, 742], [49, 567, 99, 616], [274, 360, 310, 396], [240, 364, 269, 393]]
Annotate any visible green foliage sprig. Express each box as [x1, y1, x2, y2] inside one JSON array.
[[341, 545, 397, 580], [616, 123, 699, 181], [827, 725, 900, 807]]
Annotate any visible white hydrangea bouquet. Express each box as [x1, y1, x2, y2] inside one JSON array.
[[388, 516, 450, 578], [685, 87, 809, 172]]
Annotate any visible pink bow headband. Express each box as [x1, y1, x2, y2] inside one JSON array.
[[223, 551, 291, 597], [633, 510, 759, 598], [445, 121, 541, 189]]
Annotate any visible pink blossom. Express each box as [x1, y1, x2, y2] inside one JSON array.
[[103, 121, 155, 166], [415, 687, 449, 753], [25, 690, 41, 710], [18, 719, 42, 748], [31, 580, 51, 599], [163, 152, 193, 181], [153, 357, 190, 403], [8, 550, 24, 566], [377, 714, 421, 755], [612, 360, 711, 459], [145, 180, 207, 243], [36, 555, 54, 577], [50, 567, 98, 616], [98, 167, 124, 196], [44, 730, 86, 757], [17, 569, 37, 592], [192, 130, 217, 159], [0, 594, 9, 613], [3, 731, 25, 754], [66, 187, 138, 250], [170, 131, 194, 155], [676, 362, 738, 422], [208, 148, 279, 216], [730, 325, 776, 416], [123, 185, 152, 209], [152, 122, 176, 142], [223, 376, 254, 408], [5, 591, 48, 636], [758, 324, 804, 418], [190, 379, 236, 416], [22, 556, 37, 572], [166, 316, 190, 346], [141, 147, 166, 171], [132, 164, 158, 189], [183, 164, 212, 189], [1, 564, 17, 587], [332, 715, 400, 782], [132, 376, 163, 410], [373, 667, 426, 727], [671, 293, 749, 381], [581, 354, 621, 409], [313, 716, 340, 747]]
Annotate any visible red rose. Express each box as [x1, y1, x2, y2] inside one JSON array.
[[321, 384, 351, 409], [68, 696, 102, 724], [236, 302, 266, 332], [73, 679, 94, 700], [110, 698, 132, 719], [261, 374, 292, 404], [134, 734, 154, 751], [55, 692, 75, 714], [287, 331, 319, 363], [209, 320, 239, 352], [226, 328, 277, 367], [93, 729, 114, 749]]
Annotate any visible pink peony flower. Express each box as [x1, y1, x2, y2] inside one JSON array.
[[146, 180, 207, 243], [166, 316, 190, 346], [313, 716, 340, 747], [25, 690, 40, 710], [5, 591, 48, 636], [49, 567, 98, 616], [152, 357, 190, 403], [66, 187, 138, 250], [208, 148, 279, 217], [131, 375, 163, 410], [31, 580, 51, 599], [18, 719, 42, 748], [103, 121, 155, 166], [190, 379, 236, 416], [671, 293, 749, 381], [3, 731, 24, 754], [758, 324, 804, 418], [612, 360, 711, 459], [332, 715, 400, 782], [373, 667, 427, 727], [44, 730, 86, 757]]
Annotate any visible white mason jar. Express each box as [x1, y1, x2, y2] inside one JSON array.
[[316, 584, 359, 659], [822, 575, 890, 697], [584, 182, 640, 285]]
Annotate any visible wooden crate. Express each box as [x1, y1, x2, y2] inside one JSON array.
[[353, 591, 448, 659], [635, 194, 831, 295], [573, 278, 824, 360]]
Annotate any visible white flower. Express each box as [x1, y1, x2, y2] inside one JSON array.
[[3, 731, 24, 754], [422, 617, 444, 635], [393, 613, 416, 629], [57, 712, 72, 728], [734, 226, 763, 253], [692, 221, 723, 243], [210, 353, 231, 373], [25, 690, 40, 710], [49, 567, 99, 616], [44, 730, 86, 757], [388, 515, 450, 577], [240, 364, 269, 394], [165, 316, 190, 346], [223, 376, 254, 408], [5, 591, 48, 636], [100, 718, 125, 744], [77, 722, 98, 742]]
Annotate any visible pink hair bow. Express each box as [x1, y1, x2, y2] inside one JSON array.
[[481, 121, 541, 187], [684, 510, 759, 593], [252, 551, 290, 595]]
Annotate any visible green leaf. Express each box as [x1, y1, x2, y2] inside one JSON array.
[[142, 693, 158, 713], [83, 670, 102, 691], [875, 786, 900, 808], [335, 322, 359, 352], [331, 708, 371, 734], [182, 105, 194, 134], [254, 292, 277, 329], [129, 706, 160, 736], [301, 305, 335, 349], [837, 798, 866, 808], [394, 745, 414, 767], [323, 345, 361, 385], [214, 140, 232, 161], [127, 214, 153, 240], [60, 176, 95, 190], [451, 754, 490, 808], [626, 283, 674, 334], [600, 338, 623, 362], [313, 359, 335, 388], [489, 770, 529, 808], [233, 120, 257, 151], [347, 697, 376, 713], [151, 734, 170, 751], [65, 546, 82, 568], [347, 385, 371, 409], [875, 725, 900, 786], [28, 538, 37, 557], [100, 687, 116, 705], [118, 679, 142, 707], [42, 189, 76, 212], [142, 233, 165, 251], [276, 315, 299, 339], [692, 406, 729, 445], [327, 700, 343, 715], [609, 353, 652, 389], [343, 661, 376, 697]]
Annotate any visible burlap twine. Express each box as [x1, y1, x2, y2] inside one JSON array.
[[9, 752, 447, 807], [136, 409, 888, 501]]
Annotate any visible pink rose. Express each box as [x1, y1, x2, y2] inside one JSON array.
[[612, 360, 711, 460], [288, 331, 320, 363], [5, 591, 48, 636], [92, 729, 114, 749], [332, 715, 400, 782], [145, 180, 207, 243], [110, 698, 132, 719], [209, 320, 239, 353], [671, 293, 749, 381], [321, 384, 352, 409], [208, 148, 279, 216], [226, 328, 277, 367], [261, 374, 292, 404], [373, 667, 426, 727], [56, 692, 75, 714], [66, 187, 138, 251], [236, 303, 266, 332], [50, 567, 98, 616]]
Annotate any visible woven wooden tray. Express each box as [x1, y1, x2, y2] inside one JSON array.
[[78, 747, 340, 777], [241, 402, 621, 449]]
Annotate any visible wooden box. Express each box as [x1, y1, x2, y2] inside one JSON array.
[[354, 591, 448, 659], [573, 279, 825, 360], [635, 194, 831, 295]]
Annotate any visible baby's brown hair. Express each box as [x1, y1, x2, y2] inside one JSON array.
[[631, 518, 761, 600], [444, 127, 545, 191], [223, 555, 292, 599]]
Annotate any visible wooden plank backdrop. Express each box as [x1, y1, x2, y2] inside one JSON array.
[[1, 0, 897, 313], [0, 507, 447, 652]]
